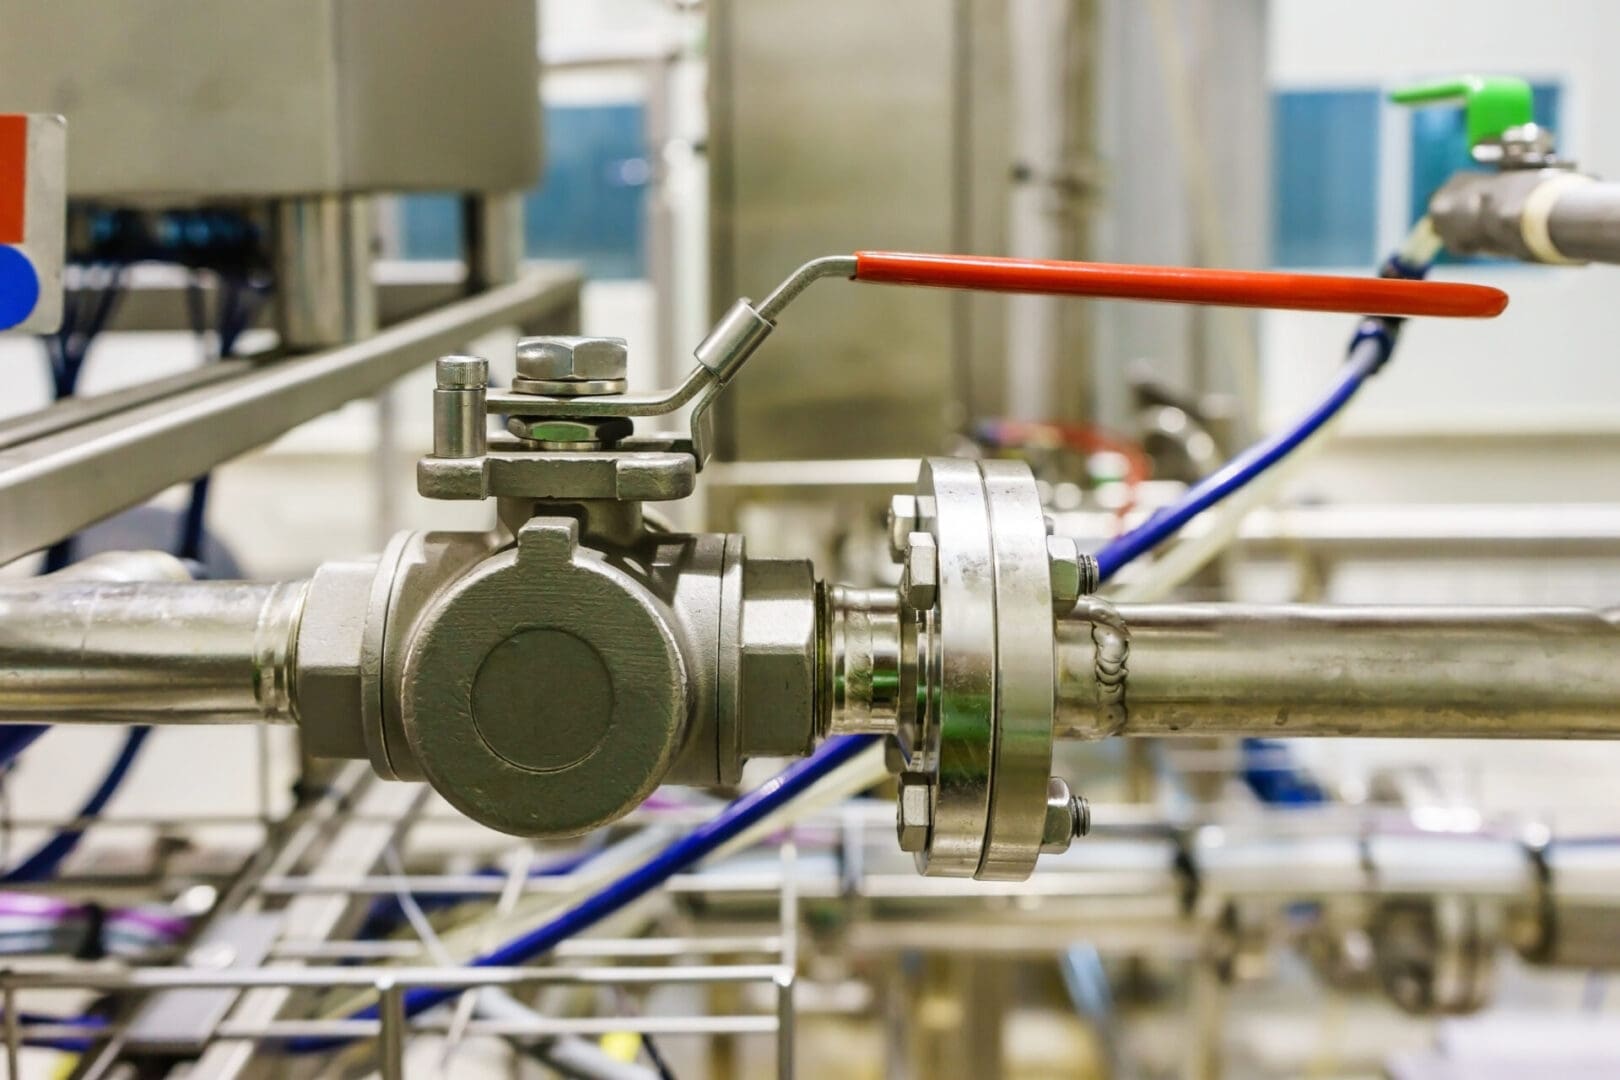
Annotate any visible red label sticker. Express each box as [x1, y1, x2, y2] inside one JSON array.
[[0, 115, 26, 245]]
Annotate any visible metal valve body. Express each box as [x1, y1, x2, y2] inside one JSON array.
[[297, 510, 822, 837]]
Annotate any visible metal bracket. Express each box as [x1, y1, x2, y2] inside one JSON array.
[[417, 439, 696, 503]]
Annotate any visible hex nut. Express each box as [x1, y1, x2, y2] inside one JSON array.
[[900, 532, 938, 611], [517, 336, 629, 382], [293, 558, 377, 760], [1048, 535, 1084, 611], [896, 775, 933, 853], [1040, 776, 1086, 854], [887, 494, 918, 561], [737, 559, 819, 757], [506, 415, 634, 446]]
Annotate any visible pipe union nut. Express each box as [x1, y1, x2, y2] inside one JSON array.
[[737, 559, 819, 757], [293, 559, 378, 760]]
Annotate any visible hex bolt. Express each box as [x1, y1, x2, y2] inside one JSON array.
[[896, 774, 934, 853], [1046, 535, 1098, 612], [1040, 776, 1090, 854], [433, 355, 487, 460], [516, 336, 630, 382], [900, 531, 938, 611], [886, 494, 918, 561]]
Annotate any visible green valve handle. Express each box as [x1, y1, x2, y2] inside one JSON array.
[[1390, 75, 1534, 149]]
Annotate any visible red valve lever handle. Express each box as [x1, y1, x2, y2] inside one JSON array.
[[851, 252, 1508, 318]]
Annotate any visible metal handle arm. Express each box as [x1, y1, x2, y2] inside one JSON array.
[[850, 251, 1508, 318], [490, 252, 1507, 425]]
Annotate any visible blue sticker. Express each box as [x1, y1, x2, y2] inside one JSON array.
[[0, 246, 40, 329]]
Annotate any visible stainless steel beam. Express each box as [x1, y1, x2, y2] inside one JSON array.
[[0, 267, 580, 564], [1058, 601, 1620, 739], [0, 363, 253, 453]]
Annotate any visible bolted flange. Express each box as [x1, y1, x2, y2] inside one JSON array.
[[892, 457, 1058, 881]]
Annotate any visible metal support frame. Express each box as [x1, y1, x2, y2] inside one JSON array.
[[2, 752, 1619, 1075], [1, 803, 802, 1079]]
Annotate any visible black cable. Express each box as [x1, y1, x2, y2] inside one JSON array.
[[640, 1033, 678, 1080]]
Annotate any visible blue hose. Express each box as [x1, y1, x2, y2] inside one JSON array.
[[1094, 324, 1394, 585], [287, 733, 880, 1052]]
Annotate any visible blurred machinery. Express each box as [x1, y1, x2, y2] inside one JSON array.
[[2, 2, 1620, 1078]]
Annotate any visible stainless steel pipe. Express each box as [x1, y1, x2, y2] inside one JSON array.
[[1429, 170, 1620, 265], [1543, 180, 1620, 264], [1058, 601, 1620, 739], [0, 579, 306, 724]]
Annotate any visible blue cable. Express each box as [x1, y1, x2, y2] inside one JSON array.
[[286, 733, 880, 1053], [1240, 738, 1327, 805], [1, 727, 151, 883], [1094, 323, 1397, 585]]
